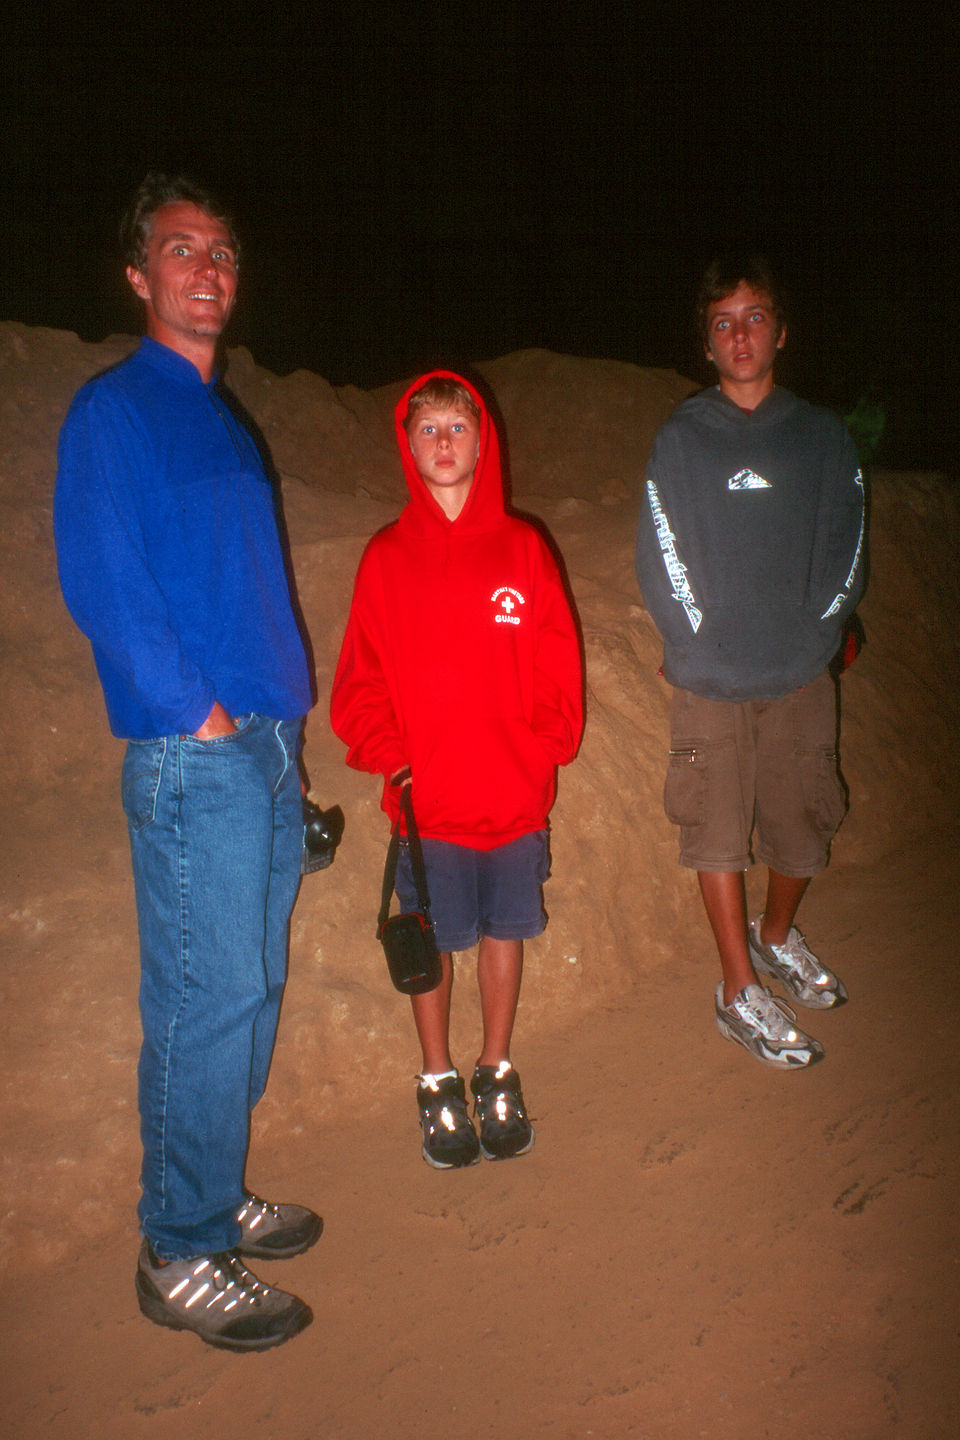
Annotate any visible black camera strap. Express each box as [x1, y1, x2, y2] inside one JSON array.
[[377, 787, 433, 935]]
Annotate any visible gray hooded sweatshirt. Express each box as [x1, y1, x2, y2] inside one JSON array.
[[635, 386, 865, 701]]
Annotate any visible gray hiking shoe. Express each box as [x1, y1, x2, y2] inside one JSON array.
[[136, 1242, 312, 1352], [715, 983, 825, 1069], [236, 1192, 323, 1260], [748, 918, 848, 1009]]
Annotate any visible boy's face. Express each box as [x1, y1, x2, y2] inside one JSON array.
[[704, 281, 785, 402], [407, 405, 481, 517]]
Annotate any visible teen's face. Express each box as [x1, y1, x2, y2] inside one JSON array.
[[126, 201, 238, 352], [407, 405, 480, 498], [705, 282, 785, 400]]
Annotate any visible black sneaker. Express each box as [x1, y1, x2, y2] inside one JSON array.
[[417, 1073, 481, 1169], [470, 1063, 535, 1160], [136, 1242, 312, 1352], [236, 1192, 323, 1260]]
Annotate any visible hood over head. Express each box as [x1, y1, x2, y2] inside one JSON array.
[[394, 370, 504, 537]]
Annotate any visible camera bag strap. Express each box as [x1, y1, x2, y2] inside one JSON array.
[[377, 787, 434, 934]]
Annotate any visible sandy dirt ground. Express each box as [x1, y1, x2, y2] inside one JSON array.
[[2, 324, 958, 1438]]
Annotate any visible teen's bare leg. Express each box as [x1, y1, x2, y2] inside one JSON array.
[[410, 951, 454, 1074], [698, 871, 757, 1006], [759, 870, 811, 946], [476, 937, 523, 1067]]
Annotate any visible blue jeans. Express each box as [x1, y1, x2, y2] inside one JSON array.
[[121, 714, 303, 1259]]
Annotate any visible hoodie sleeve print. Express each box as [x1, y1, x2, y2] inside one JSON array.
[[635, 426, 704, 648], [329, 543, 408, 780], [54, 388, 215, 734], [530, 541, 584, 767], [807, 422, 866, 624]]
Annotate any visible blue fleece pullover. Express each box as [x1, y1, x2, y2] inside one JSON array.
[[55, 337, 311, 738]]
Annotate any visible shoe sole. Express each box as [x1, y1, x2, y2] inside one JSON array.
[[715, 1013, 824, 1069], [136, 1274, 312, 1352], [421, 1145, 481, 1169]]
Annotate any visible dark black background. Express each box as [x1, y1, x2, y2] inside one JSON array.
[[3, 7, 955, 467]]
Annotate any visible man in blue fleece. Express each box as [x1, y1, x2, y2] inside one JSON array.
[[636, 256, 865, 1070], [55, 174, 319, 1350]]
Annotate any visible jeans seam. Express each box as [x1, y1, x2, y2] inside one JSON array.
[[156, 737, 191, 1216]]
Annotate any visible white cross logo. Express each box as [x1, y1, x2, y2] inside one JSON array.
[[501, 595, 515, 614]]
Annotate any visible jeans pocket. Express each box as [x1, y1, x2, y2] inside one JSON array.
[[181, 713, 256, 746], [664, 745, 707, 826], [122, 739, 166, 832]]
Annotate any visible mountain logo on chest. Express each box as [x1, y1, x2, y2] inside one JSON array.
[[727, 468, 772, 491]]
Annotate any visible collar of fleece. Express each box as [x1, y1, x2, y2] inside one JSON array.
[[393, 370, 505, 538]]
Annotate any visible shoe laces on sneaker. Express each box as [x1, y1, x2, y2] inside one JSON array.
[[166, 1252, 272, 1314], [237, 1193, 280, 1233], [418, 1074, 470, 1133], [765, 926, 828, 984], [732, 985, 806, 1044]]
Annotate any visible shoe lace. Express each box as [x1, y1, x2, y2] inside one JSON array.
[[172, 1252, 271, 1312], [420, 1080, 470, 1136], [739, 989, 804, 1044], [474, 1077, 526, 1128], [238, 1193, 280, 1230], [770, 929, 821, 982]]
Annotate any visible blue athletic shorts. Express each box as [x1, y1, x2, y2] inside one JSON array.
[[395, 830, 550, 953]]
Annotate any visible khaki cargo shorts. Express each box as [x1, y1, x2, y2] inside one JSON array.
[[664, 671, 846, 876]]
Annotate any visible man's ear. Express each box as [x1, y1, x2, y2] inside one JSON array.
[[776, 323, 787, 350], [126, 264, 149, 300]]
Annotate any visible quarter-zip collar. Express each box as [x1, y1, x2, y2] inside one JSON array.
[[138, 335, 221, 390]]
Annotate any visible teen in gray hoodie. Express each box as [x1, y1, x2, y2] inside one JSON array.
[[636, 255, 865, 1069]]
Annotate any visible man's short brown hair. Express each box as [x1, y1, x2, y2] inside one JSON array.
[[121, 171, 238, 272]]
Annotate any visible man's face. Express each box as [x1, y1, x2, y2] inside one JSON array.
[[407, 405, 480, 504], [126, 201, 238, 353], [704, 281, 785, 400]]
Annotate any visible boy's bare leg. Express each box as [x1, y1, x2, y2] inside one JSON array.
[[476, 937, 523, 1067], [410, 951, 454, 1074], [697, 871, 757, 1006], [759, 870, 811, 946]]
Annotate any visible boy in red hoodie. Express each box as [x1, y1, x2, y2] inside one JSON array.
[[331, 372, 582, 1167]]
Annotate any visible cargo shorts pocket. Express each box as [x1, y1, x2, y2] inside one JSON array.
[[664, 744, 708, 827], [121, 738, 167, 832], [801, 744, 847, 841]]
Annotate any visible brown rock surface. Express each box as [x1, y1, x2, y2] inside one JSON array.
[[1, 322, 957, 1439]]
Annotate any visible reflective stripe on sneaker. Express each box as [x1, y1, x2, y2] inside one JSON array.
[[748, 918, 848, 1009], [470, 1062, 535, 1160], [417, 1073, 481, 1169], [715, 983, 824, 1069]]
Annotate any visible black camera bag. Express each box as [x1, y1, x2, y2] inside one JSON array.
[[377, 788, 442, 995]]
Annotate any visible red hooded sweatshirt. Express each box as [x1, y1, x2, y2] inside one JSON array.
[[330, 371, 583, 849]]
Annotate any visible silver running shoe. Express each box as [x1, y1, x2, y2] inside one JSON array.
[[715, 983, 825, 1069], [748, 918, 848, 1009], [136, 1242, 312, 1351]]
